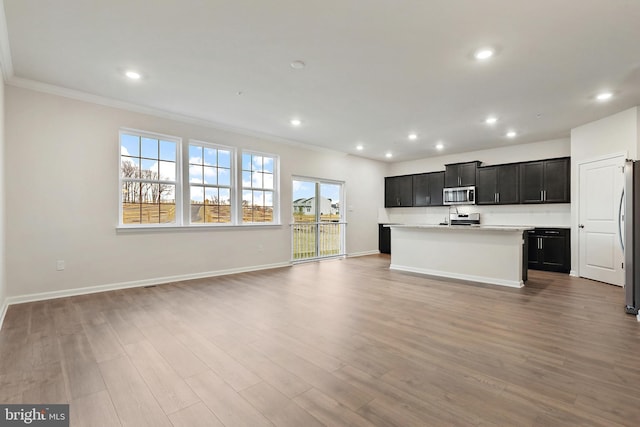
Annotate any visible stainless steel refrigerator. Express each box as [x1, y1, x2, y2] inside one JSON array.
[[623, 159, 640, 315]]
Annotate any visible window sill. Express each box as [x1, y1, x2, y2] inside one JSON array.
[[116, 223, 283, 233]]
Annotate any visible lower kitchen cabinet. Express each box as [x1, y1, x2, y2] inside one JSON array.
[[379, 224, 391, 254], [527, 228, 570, 273]]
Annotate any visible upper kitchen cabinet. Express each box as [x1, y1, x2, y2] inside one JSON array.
[[413, 171, 445, 206], [477, 163, 519, 205], [520, 157, 570, 203], [445, 161, 481, 187], [385, 175, 413, 207]]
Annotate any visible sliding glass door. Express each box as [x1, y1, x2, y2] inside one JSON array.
[[292, 178, 344, 261]]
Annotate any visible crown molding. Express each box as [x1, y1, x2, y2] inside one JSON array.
[[0, 0, 14, 81], [6, 75, 351, 157]]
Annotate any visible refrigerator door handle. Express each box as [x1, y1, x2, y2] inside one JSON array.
[[618, 188, 625, 252]]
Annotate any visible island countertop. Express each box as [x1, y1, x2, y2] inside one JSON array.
[[386, 224, 535, 232], [387, 224, 530, 287]]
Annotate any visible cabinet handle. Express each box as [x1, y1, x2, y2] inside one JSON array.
[[540, 190, 544, 201], [497, 193, 500, 203], [538, 237, 543, 249], [543, 190, 546, 201], [545, 230, 559, 234]]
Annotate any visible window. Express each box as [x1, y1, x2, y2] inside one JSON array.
[[188, 141, 233, 224], [120, 130, 180, 225], [119, 129, 279, 228], [242, 152, 277, 223]]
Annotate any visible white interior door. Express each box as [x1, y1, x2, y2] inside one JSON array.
[[578, 155, 625, 285]]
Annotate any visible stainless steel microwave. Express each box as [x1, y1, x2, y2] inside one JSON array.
[[443, 186, 476, 205]]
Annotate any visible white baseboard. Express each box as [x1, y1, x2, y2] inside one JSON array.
[[570, 270, 578, 277], [0, 298, 8, 331], [390, 264, 524, 288], [4, 261, 292, 307], [347, 250, 380, 258]]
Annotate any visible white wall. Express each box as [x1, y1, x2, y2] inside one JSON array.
[[4, 86, 387, 300], [570, 106, 640, 275], [382, 138, 572, 227], [0, 77, 6, 326]]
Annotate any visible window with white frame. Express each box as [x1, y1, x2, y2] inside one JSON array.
[[120, 130, 180, 225], [119, 129, 279, 227], [188, 141, 233, 224], [242, 151, 277, 223]]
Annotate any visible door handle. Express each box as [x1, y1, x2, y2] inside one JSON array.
[[578, 224, 585, 229]]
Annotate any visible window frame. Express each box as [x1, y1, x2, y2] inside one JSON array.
[[186, 139, 237, 226], [117, 129, 281, 229], [118, 128, 183, 228], [241, 150, 280, 225]]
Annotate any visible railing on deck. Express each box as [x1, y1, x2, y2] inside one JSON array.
[[291, 222, 346, 260]]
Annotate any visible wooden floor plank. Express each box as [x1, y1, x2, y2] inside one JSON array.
[[240, 381, 324, 427], [98, 356, 172, 427], [124, 340, 200, 415], [71, 390, 122, 427], [167, 402, 224, 427], [185, 370, 273, 427], [0, 255, 639, 426]]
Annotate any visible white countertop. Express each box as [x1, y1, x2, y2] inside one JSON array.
[[386, 224, 535, 232]]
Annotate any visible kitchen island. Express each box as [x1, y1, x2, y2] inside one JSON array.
[[387, 224, 533, 287]]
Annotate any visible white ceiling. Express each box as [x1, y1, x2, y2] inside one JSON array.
[[3, 0, 640, 162]]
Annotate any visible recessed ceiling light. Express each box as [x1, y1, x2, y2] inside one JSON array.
[[408, 133, 417, 141], [290, 118, 302, 126], [474, 48, 494, 60], [125, 70, 141, 80], [385, 152, 393, 158], [435, 142, 444, 150], [356, 144, 364, 151], [596, 91, 613, 101], [506, 131, 517, 138], [290, 60, 306, 69], [485, 116, 498, 125]]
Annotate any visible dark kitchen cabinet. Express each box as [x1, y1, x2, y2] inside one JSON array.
[[379, 224, 391, 254], [527, 228, 570, 273], [413, 171, 445, 206], [477, 164, 519, 205], [520, 158, 570, 203], [385, 175, 413, 207], [445, 161, 480, 187]]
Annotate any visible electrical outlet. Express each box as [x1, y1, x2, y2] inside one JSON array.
[[56, 260, 65, 271]]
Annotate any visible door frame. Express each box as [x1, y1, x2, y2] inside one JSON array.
[[291, 176, 346, 262], [575, 152, 627, 281]]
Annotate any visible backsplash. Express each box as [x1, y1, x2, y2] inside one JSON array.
[[379, 203, 571, 228]]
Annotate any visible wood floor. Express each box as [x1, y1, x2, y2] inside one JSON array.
[[1, 254, 640, 426]]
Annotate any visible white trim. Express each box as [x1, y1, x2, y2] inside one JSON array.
[[116, 223, 283, 233], [4, 262, 292, 306], [570, 270, 578, 277], [574, 151, 629, 166], [347, 250, 380, 257], [0, 0, 14, 81], [389, 264, 524, 288], [6, 76, 350, 158], [0, 299, 8, 331]]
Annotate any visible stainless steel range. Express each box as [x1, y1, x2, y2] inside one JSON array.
[[449, 213, 480, 226]]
